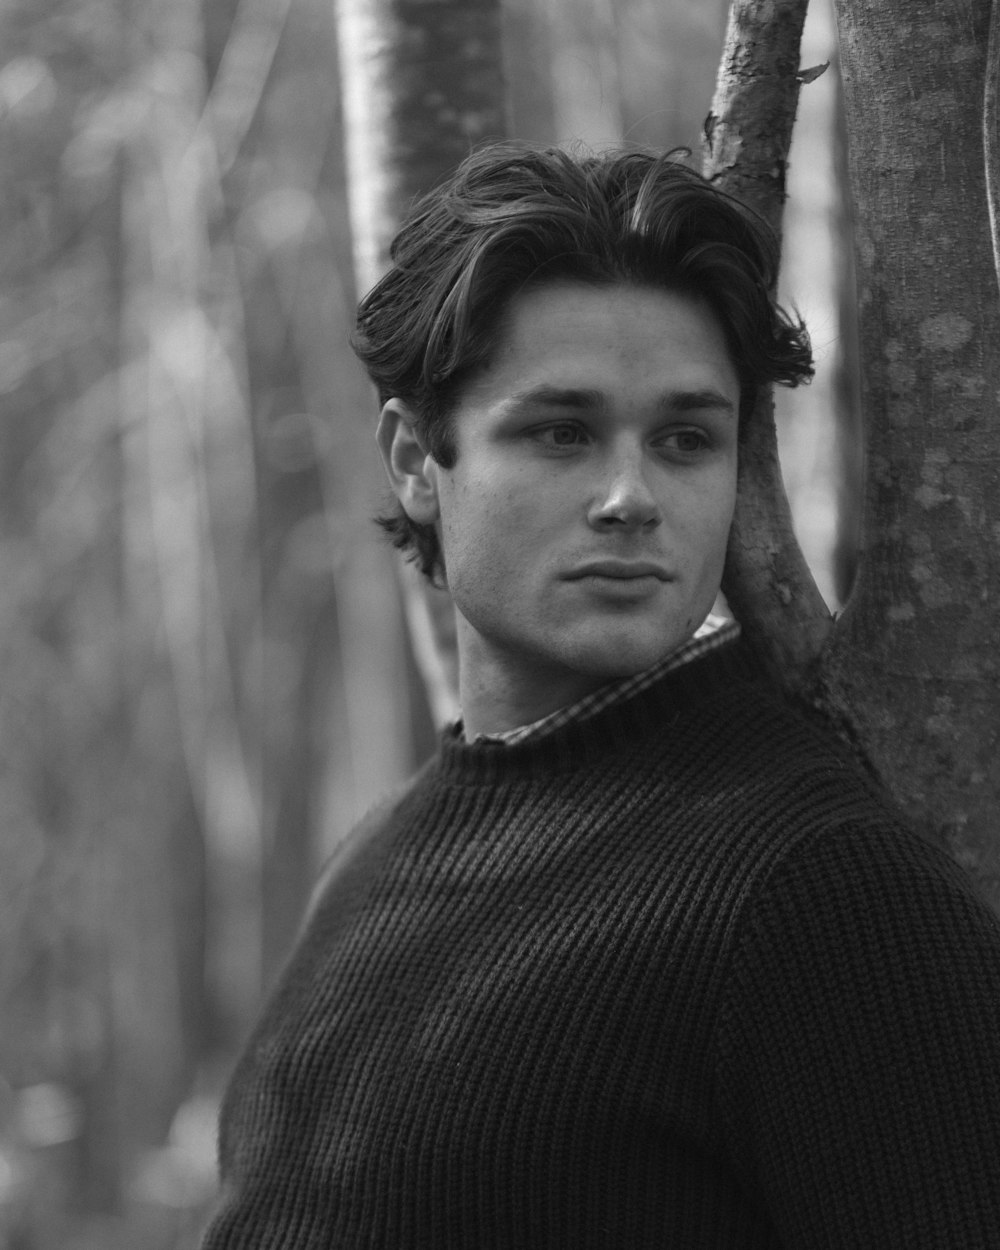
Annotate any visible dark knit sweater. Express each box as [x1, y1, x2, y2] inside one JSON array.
[[203, 640, 1000, 1248]]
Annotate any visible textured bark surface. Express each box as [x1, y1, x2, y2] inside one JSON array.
[[336, 0, 507, 286], [705, 0, 812, 235], [824, 0, 1000, 903], [335, 0, 507, 724], [986, 0, 1000, 289], [706, 0, 1000, 908], [703, 0, 834, 691]]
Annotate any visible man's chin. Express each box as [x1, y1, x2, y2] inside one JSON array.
[[566, 633, 690, 682]]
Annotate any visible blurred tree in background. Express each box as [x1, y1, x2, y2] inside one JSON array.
[[0, 0, 846, 1245]]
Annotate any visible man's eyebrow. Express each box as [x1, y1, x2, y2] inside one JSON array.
[[504, 385, 736, 415], [662, 389, 737, 415], [505, 386, 604, 410]]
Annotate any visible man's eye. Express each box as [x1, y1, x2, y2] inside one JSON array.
[[535, 423, 586, 448], [660, 429, 709, 455]]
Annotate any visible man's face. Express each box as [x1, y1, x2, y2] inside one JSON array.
[[388, 281, 740, 733]]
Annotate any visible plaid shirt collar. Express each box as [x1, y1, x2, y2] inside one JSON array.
[[463, 615, 740, 747]]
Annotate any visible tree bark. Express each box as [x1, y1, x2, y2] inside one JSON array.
[[335, 0, 507, 725], [335, 0, 507, 281], [543, 0, 623, 147], [703, 0, 834, 693], [825, 0, 1000, 903], [706, 0, 1000, 908]]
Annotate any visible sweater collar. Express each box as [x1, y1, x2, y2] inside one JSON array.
[[465, 618, 740, 748], [436, 629, 758, 786]]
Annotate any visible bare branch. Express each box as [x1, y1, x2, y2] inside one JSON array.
[[703, 0, 834, 693], [985, 0, 1000, 298], [202, 0, 295, 174]]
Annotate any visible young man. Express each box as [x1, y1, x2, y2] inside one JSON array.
[[202, 147, 1000, 1248]]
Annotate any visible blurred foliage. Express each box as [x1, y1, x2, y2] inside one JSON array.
[[0, 0, 846, 1245], [0, 0, 377, 1242]]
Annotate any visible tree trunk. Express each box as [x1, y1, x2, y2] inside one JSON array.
[[543, 0, 623, 147], [335, 0, 507, 282], [824, 0, 1000, 903], [334, 0, 507, 726], [703, 0, 834, 689], [708, 0, 1000, 909]]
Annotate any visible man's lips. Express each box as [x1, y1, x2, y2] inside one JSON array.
[[564, 560, 672, 582]]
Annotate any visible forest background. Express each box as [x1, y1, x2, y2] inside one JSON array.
[[0, 0, 853, 1245]]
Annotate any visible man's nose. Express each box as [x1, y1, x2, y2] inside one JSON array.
[[587, 448, 662, 532]]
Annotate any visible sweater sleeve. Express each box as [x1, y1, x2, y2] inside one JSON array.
[[715, 821, 1000, 1249]]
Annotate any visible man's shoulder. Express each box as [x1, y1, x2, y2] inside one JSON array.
[[606, 645, 937, 903], [663, 649, 1000, 927], [299, 766, 431, 933], [648, 641, 889, 807]]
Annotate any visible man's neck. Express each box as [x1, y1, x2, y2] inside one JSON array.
[[456, 626, 610, 740], [455, 614, 735, 740], [459, 663, 606, 740]]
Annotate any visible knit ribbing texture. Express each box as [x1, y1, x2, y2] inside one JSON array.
[[202, 640, 1000, 1249]]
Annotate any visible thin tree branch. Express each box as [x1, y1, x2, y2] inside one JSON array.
[[702, 0, 834, 694], [985, 0, 1000, 298], [201, 0, 295, 174]]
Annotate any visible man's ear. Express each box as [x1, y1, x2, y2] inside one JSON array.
[[375, 399, 441, 526]]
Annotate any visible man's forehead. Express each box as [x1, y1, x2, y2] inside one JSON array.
[[489, 277, 733, 351], [501, 383, 737, 416]]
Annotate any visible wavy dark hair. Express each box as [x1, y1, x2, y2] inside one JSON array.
[[353, 143, 813, 581]]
